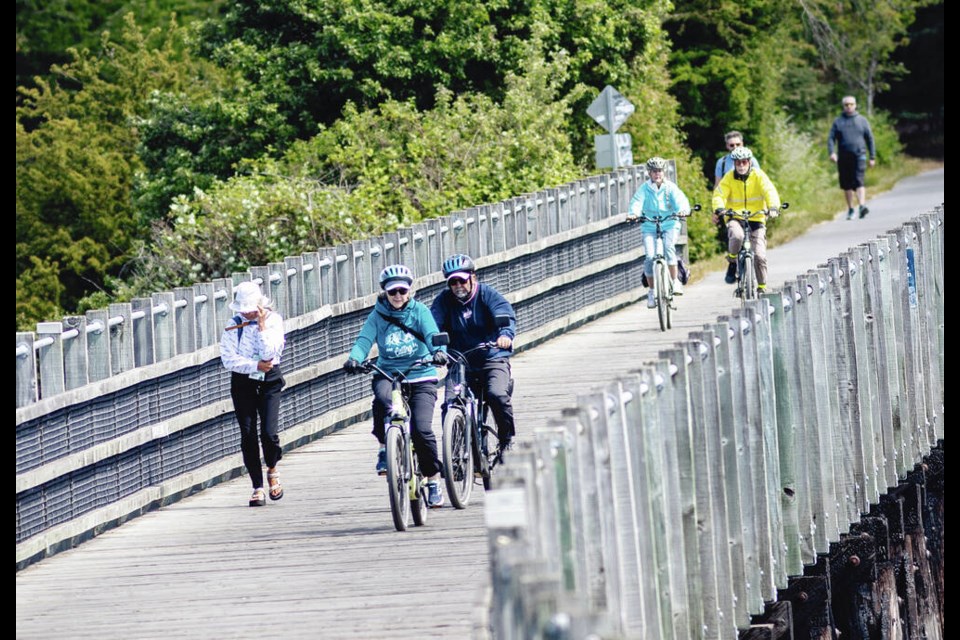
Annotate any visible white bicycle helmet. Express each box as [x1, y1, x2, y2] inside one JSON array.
[[646, 156, 668, 171], [730, 146, 753, 161]]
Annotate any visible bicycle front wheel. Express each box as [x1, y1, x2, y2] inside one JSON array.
[[385, 427, 410, 531], [442, 407, 474, 509], [655, 260, 670, 332], [411, 451, 427, 527], [742, 254, 757, 302]]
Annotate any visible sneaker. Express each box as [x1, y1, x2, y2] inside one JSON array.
[[724, 263, 737, 284], [672, 279, 684, 295], [426, 480, 444, 508], [847, 208, 855, 220], [859, 205, 869, 219], [646, 290, 657, 308], [375, 447, 387, 475]]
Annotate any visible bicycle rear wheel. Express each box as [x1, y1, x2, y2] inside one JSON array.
[[742, 255, 757, 302], [442, 407, 474, 509], [385, 427, 410, 531], [655, 260, 669, 332]]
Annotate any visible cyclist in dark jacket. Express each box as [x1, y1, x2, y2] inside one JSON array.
[[431, 254, 517, 450]]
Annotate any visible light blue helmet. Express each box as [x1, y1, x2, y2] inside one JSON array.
[[442, 254, 476, 280], [379, 264, 413, 290]]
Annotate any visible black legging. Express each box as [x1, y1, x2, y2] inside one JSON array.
[[371, 376, 441, 478]]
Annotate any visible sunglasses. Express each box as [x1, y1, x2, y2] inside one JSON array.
[[727, 142, 743, 150], [387, 288, 409, 296], [448, 277, 470, 286], [843, 102, 856, 107]]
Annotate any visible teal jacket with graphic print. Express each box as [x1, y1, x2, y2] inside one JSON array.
[[348, 295, 443, 383]]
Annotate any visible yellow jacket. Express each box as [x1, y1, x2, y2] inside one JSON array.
[[712, 167, 781, 223]]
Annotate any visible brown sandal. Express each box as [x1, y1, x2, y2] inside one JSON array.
[[267, 471, 284, 501], [249, 488, 266, 507]]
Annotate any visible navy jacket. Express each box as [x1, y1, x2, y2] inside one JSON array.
[[431, 283, 516, 367]]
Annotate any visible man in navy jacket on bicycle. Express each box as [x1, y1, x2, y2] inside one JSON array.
[[431, 254, 518, 451]]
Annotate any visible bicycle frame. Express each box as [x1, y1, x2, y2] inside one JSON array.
[[360, 359, 431, 531], [443, 345, 500, 488], [628, 211, 688, 331]]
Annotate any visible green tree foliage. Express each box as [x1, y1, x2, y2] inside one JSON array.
[[198, 0, 663, 158], [134, 48, 582, 289], [16, 0, 222, 88], [16, 15, 223, 328], [797, 0, 931, 115], [666, 0, 801, 178], [877, 2, 943, 157]]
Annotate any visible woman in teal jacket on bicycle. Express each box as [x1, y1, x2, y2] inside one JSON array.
[[343, 265, 449, 508], [627, 157, 691, 308]]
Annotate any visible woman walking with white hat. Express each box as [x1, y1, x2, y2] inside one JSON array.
[[220, 280, 286, 506]]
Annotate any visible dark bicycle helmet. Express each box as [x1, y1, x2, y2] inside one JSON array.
[[379, 264, 414, 290], [442, 254, 476, 279], [646, 156, 668, 171], [730, 146, 753, 161]]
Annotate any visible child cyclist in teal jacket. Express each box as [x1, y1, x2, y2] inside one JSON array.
[[343, 265, 449, 508]]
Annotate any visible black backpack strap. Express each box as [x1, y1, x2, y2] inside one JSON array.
[[232, 315, 245, 344], [377, 312, 426, 344]]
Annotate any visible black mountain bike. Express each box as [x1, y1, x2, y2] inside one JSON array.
[[434, 323, 513, 508]]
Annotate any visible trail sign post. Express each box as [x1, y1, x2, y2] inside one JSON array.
[[588, 85, 635, 169]]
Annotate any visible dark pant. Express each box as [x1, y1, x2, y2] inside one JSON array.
[[371, 377, 441, 478], [444, 358, 515, 442], [231, 368, 285, 489]]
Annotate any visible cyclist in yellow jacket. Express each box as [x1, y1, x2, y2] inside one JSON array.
[[712, 146, 781, 291]]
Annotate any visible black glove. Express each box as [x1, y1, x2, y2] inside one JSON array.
[[343, 358, 362, 374], [431, 350, 448, 367]]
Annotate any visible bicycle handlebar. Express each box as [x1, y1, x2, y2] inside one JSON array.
[[442, 342, 505, 366], [718, 202, 790, 222], [626, 203, 700, 226], [358, 357, 433, 382], [627, 212, 689, 225]]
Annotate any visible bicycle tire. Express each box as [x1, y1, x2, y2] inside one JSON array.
[[385, 427, 410, 531], [411, 457, 427, 527], [655, 260, 669, 332], [442, 407, 474, 509], [742, 254, 757, 302]]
